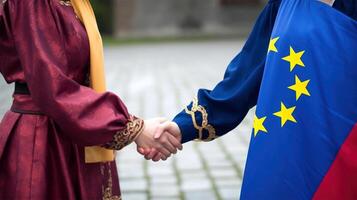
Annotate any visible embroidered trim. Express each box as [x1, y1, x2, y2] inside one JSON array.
[[185, 97, 217, 141], [103, 116, 144, 150], [101, 163, 122, 200], [59, 0, 72, 6]]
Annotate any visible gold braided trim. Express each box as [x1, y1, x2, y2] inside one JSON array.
[[59, 0, 72, 6], [101, 163, 122, 200], [185, 97, 217, 141], [104, 115, 144, 150]]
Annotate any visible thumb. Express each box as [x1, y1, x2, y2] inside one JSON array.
[[155, 121, 181, 139], [154, 121, 171, 139], [165, 122, 181, 138]]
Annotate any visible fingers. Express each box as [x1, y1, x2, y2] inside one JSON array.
[[165, 122, 181, 138], [144, 148, 158, 160], [167, 133, 183, 151], [138, 140, 174, 160], [145, 149, 169, 162], [144, 147, 171, 160], [158, 132, 182, 153], [153, 153, 166, 162], [156, 145, 172, 158], [137, 147, 146, 155], [138, 118, 182, 162], [138, 147, 153, 156], [144, 148, 168, 161], [158, 135, 177, 154]]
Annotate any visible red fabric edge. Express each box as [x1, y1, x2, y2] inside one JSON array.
[[313, 124, 357, 200]]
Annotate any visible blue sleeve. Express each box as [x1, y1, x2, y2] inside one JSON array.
[[333, 0, 357, 20], [173, 0, 281, 143]]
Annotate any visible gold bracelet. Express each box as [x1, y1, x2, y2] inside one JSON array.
[[103, 115, 144, 150], [185, 97, 217, 142]]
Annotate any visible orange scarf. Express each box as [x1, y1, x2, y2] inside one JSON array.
[[70, 0, 115, 163]]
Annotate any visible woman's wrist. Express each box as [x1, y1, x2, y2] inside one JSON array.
[[172, 114, 197, 144], [103, 115, 144, 150], [133, 122, 145, 143]]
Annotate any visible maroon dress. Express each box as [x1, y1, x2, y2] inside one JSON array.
[[0, 0, 143, 199]]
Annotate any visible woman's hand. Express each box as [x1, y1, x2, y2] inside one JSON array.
[[138, 121, 182, 161], [135, 118, 182, 161]]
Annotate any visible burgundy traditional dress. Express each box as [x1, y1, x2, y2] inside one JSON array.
[[0, 0, 143, 199]]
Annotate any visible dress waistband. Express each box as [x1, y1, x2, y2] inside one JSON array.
[[14, 82, 31, 95], [11, 82, 43, 115]]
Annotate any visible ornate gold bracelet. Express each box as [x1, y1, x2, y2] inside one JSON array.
[[185, 97, 217, 142], [104, 115, 144, 150]]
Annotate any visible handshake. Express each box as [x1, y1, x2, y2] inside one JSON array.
[[134, 118, 183, 161]]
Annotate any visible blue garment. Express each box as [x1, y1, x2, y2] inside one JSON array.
[[173, 0, 357, 199], [174, 0, 282, 143], [334, 0, 357, 20]]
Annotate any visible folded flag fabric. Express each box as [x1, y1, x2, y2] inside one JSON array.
[[241, 0, 357, 199]]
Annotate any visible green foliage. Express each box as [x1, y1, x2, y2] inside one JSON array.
[[91, 0, 113, 35]]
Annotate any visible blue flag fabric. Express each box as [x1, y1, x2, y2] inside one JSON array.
[[241, 0, 357, 199], [173, 0, 357, 199]]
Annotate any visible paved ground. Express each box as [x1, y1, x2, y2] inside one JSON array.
[[0, 40, 254, 200]]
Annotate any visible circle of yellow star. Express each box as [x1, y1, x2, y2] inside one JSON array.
[[273, 102, 297, 127], [268, 37, 279, 53], [253, 114, 268, 137], [288, 75, 311, 100], [282, 46, 305, 71]]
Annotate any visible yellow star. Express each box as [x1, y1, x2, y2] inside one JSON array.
[[253, 114, 268, 137], [274, 102, 297, 127], [288, 75, 311, 100], [268, 37, 279, 53], [282, 46, 305, 71]]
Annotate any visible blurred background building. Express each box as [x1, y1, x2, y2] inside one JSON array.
[[93, 0, 267, 38]]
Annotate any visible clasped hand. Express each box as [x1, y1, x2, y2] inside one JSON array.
[[134, 118, 182, 161]]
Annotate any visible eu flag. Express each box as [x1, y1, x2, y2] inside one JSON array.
[[241, 0, 357, 199]]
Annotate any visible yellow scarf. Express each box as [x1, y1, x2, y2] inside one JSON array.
[[70, 0, 115, 163]]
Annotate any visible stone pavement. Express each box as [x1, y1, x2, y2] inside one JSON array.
[[0, 40, 254, 200]]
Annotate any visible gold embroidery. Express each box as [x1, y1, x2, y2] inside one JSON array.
[[101, 163, 121, 200], [59, 0, 72, 6], [103, 116, 144, 150], [185, 97, 217, 141]]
